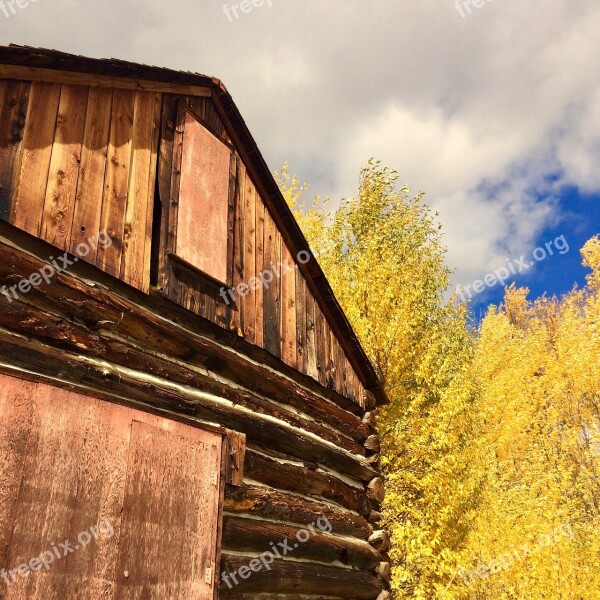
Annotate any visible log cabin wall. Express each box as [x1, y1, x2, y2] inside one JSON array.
[[0, 47, 389, 600]]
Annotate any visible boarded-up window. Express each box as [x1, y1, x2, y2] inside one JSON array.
[[0, 374, 223, 600], [176, 109, 232, 285]]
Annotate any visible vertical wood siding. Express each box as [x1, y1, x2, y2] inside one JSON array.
[[262, 207, 281, 358], [0, 79, 160, 293], [11, 81, 61, 236], [0, 80, 29, 223], [40, 84, 88, 250], [70, 86, 113, 264], [231, 155, 245, 334], [281, 242, 297, 368], [97, 89, 133, 279], [120, 92, 161, 291], [152, 94, 368, 404]]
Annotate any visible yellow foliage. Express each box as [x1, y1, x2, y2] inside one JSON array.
[[464, 238, 600, 598], [279, 161, 483, 598], [279, 160, 600, 599]]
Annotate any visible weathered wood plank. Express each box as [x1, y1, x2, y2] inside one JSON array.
[[242, 171, 256, 342], [120, 91, 160, 291], [40, 84, 89, 251], [263, 209, 281, 358], [349, 366, 360, 405], [162, 103, 186, 307], [345, 359, 353, 402], [222, 151, 237, 329], [323, 316, 333, 389], [280, 242, 297, 368], [220, 554, 383, 598], [224, 484, 372, 538], [315, 303, 327, 387], [225, 431, 246, 486], [142, 94, 162, 293], [0, 377, 35, 572], [230, 154, 245, 333], [222, 515, 380, 570], [11, 81, 61, 236], [295, 268, 307, 373], [254, 198, 265, 348], [333, 332, 345, 396], [97, 87, 135, 277], [155, 94, 178, 290], [69, 86, 113, 264], [305, 288, 318, 380], [244, 449, 369, 515], [0, 80, 29, 222]]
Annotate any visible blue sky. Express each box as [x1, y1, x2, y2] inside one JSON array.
[[468, 185, 600, 318]]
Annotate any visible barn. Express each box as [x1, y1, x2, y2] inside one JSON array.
[[0, 45, 390, 599]]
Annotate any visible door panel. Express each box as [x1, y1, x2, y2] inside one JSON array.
[[4, 384, 89, 600], [115, 421, 222, 600], [0, 374, 223, 600]]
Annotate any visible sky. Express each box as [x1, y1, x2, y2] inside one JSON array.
[[2, 0, 599, 315]]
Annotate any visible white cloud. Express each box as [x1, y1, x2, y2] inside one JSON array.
[[2, 0, 599, 289]]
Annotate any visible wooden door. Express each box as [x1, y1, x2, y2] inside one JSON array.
[[0, 374, 223, 600], [114, 421, 222, 599]]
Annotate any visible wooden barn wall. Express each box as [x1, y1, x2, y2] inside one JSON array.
[[0, 229, 388, 599], [0, 75, 370, 406], [157, 94, 368, 407], [0, 78, 160, 293]]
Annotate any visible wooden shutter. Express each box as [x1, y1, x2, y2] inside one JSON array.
[[175, 108, 233, 285]]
